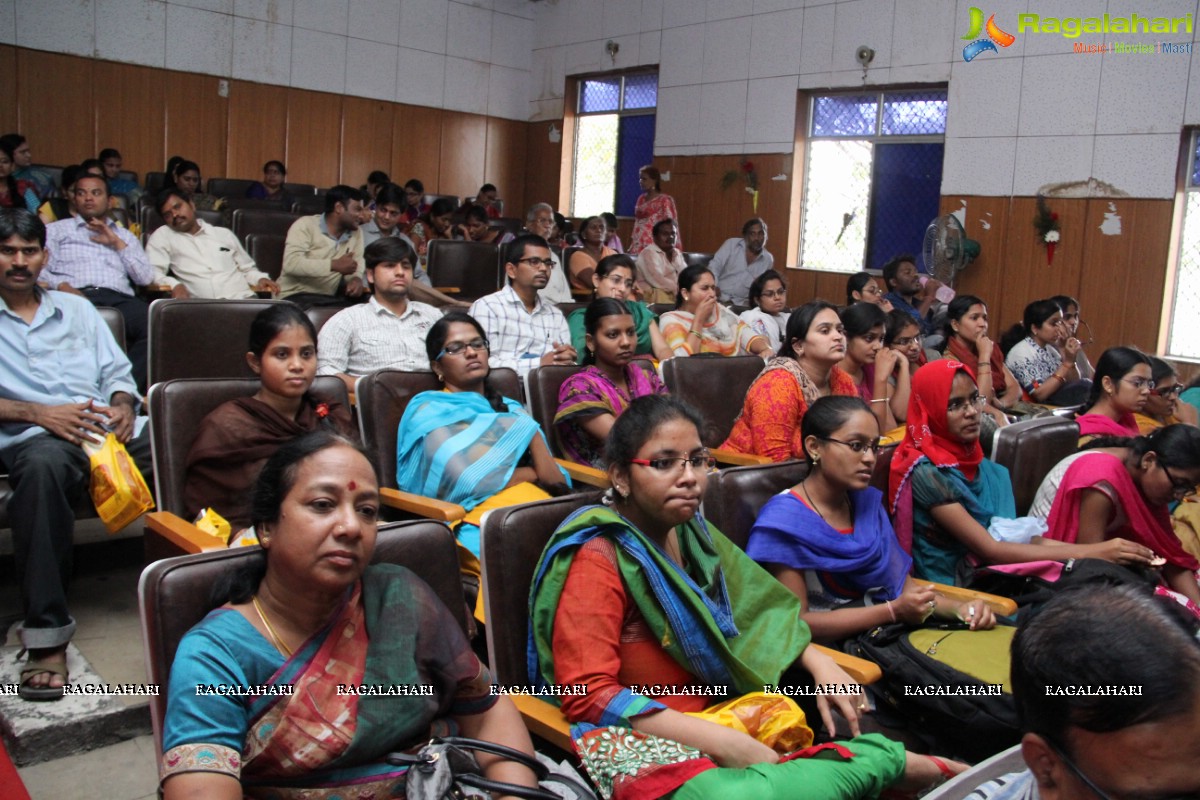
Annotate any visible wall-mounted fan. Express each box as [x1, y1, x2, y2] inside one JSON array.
[[922, 214, 981, 287]]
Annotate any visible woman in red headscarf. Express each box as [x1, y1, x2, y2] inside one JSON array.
[[888, 360, 1156, 585]]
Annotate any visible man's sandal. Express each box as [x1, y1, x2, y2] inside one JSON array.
[[18, 654, 68, 701]]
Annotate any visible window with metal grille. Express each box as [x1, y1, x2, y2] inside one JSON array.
[[799, 89, 948, 273], [1165, 131, 1200, 360], [571, 72, 657, 217]]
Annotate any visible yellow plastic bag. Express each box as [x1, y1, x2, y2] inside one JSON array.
[[685, 691, 814, 754], [83, 433, 155, 533], [194, 507, 232, 545]]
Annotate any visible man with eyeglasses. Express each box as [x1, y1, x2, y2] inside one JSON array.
[[523, 202, 572, 304], [707, 217, 773, 307], [974, 583, 1200, 800], [469, 234, 575, 377]]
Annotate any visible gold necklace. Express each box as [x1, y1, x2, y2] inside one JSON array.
[[252, 595, 294, 657]]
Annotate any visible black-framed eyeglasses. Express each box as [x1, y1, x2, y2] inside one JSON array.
[[1161, 462, 1197, 499], [629, 455, 717, 474], [516, 257, 555, 268], [817, 436, 883, 455], [435, 338, 489, 359], [1154, 384, 1184, 398], [946, 393, 986, 414], [760, 289, 787, 299], [1042, 739, 1118, 800]]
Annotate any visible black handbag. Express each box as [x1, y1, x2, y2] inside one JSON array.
[[387, 736, 597, 800]]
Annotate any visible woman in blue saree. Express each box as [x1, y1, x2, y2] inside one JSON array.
[[396, 311, 570, 561], [161, 431, 537, 799]]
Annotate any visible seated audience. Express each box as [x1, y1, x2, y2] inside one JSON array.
[[406, 197, 456, 258], [635, 217, 686, 304], [400, 178, 429, 224], [556, 298, 669, 467], [362, 169, 389, 204], [601, 211, 624, 253], [37, 164, 82, 224], [360, 184, 460, 309], [531, 395, 967, 800], [838, 302, 906, 431], [1042, 424, 1200, 603], [165, 159, 224, 211], [567, 254, 672, 362], [0, 208, 151, 701], [279, 184, 366, 308], [1048, 293, 1095, 380], [0, 140, 40, 212], [739, 269, 789, 353], [0, 133, 54, 199], [629, 165, 680, 255], [467, 182, 502, 218], [396, 312, 569, 561], [98, 148, 140, 199], [660, 265, 771, 358], [885, 308, 925, 372], [523, 202, 572, 303], [316, 238, 442, 391], [941, 295, 1019, 415], [162, 431, 537, 798], [43, 174, 153, 390], [708, 217, 773, 307], [722, 302, 856, 461], [881, 254, 941, 338], [1076, 347, 1153, 440], [889, 360, 1156, 585], [185, 305, 353, 531], [845, 271, 893, 312], [1136, 356, 1199, 431], [461, 203, 514, 246], [567, 215, 615, 291], [469, 234, 575, 377], [550, 212, 572, 248], [1003, 299, 1089, 405], [749, 396, 995, 643], [979, 584, 1200, 800], [245, 160, 293, 206], [147, 188, 278, 299]]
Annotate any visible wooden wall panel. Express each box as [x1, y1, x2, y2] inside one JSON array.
[[0, 47, 18, 138], [17, 50, 94, 166], [286, 90, 343, 187], [341, 97, 394, 187], [438, 112, 487, 199], [485, 117, 528, 217], [390, 104, 441, 191], [524, 120, 562, 210], [94, 61, 166, 181], [941, 195, 1014, 332], [164, 72, 228, 180], [226, 81, 288, 180]]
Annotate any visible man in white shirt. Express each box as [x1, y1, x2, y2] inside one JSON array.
[[523, 202, 572, 304], [635, 217, 687, 304], [469, 234, 575, 378], [317, 237, 442, 393], [146, 188, 279, 299], [708, 217, 774, 307]]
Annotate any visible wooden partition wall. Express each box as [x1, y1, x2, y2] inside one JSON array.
[[0, 46, 531, 213]]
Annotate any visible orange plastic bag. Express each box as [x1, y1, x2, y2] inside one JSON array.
[[83, 433, 155, 533]]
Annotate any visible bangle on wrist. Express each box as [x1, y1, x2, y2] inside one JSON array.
[[886, 600, 896, 622]]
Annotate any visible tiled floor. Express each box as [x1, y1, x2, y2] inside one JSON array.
[[1, 538, 161, 800]]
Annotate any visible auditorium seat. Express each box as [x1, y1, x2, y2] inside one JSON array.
[[144, 171, 167, 194], [283, 182, 316, 196], [990, 416, 1080, 515], [291, 196, 324, 215], [147, 298, 283, 384], [96, 306, 127, 352], [423, 193, 460, 208], [205, 177, 257, 198], [304, 305, 342, 334], [684, 252, 714, 269], [493, 217, 523, 235], [139, 204, 223, 242], [245, 233, 286, 281], [425, 240, 502, 300], [220, 197, 288, 219], [231, 208, 299, 245], [661, 355, 765, 448]]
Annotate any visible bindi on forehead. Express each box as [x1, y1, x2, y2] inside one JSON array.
[[347, 480, 357, 491]]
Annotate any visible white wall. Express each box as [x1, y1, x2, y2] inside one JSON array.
[[0, 0, 534, 120], [531, 0, 1200, 198]]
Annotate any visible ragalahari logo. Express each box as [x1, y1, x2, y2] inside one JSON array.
[[961, 7, 1016, 61]]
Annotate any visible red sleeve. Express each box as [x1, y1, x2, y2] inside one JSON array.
[[748, 371, 807, 463]]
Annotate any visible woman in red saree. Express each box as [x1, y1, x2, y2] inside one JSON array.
[[629, 166, 680, 256]]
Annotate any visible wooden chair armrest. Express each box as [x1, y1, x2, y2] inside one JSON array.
[[554, 458, 610, 488], [710, 447, 773, 467], [144, 511, 228, 556], [510, 695, 573, 751], [433, 286, 461, 294], [812, 643, 883, 685], [380, 487, 466, 522], [924, 582, 1019, 617]]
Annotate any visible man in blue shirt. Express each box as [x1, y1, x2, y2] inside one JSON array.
[[881, 254, 943, 338], [0, 208, 151, 701]]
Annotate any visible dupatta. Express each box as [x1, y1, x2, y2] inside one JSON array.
[[946, 335, 1008, 398], [747, 486, 911, 601], [1044, 452, 1200, 571], [1076, 411, 1139, 438]]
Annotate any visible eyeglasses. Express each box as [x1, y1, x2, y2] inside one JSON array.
[[516, 257, 555, 269], [629, 455, 717, 474], [1154, 384, 1184, 398], [891, 336, 919, 348], [946, 393, 986, 414], [817, 436, 884, 455], [435, 338, 489, 359], [861, 284, 882, 296], [1120, 377, 1155, 391], [760, 289, 787, 299], [1042, 739, 1120, 800], [1161, 462, 1197, 499]]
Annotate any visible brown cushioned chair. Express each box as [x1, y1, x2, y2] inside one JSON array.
[[139, 519, 466, 757], [205, 177, 258, 198], [660, 355, 771, 466], [147, 297, 285, 385], [683, 252, 713, 269], [305, 305, 342, 335], [291, 196, 325, 215], [245, 233, 286, 281], [425, 240, 502, 300], [990, 416, 1080, 516], [283, 182, 316, 197], [231, 208, 300, 246], [96, 306, 127, 352], [139, 205, 224, 243]]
